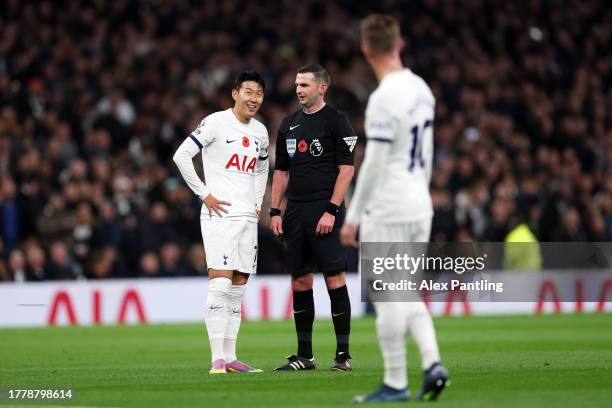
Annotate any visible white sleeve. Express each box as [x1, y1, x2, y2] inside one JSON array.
[[254, 134, 270, 210], [172, 138, 209, 198], [345, 140, 392, 224], [189, 117, 216, 148], [345, 100, 397, 224], [363, 94, 397, 143], [172, 117, 216, 198]]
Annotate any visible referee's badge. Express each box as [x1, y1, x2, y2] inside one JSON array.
[[287, 139, 296, 158], [343, 136, 358, 152], [309, 138, 323, 157]]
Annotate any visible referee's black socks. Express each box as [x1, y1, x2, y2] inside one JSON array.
[[293, 289, 315, 359], [329, 285, 351, 355]]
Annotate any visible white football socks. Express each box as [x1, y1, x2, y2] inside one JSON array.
[[224, 284, 246, 363], [374, 301, 442, 390], [205, 277, 232, 362], [375, 302, 409, 390], [405, 301, 441, 370]]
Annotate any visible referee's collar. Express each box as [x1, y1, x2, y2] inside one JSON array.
[[303, 103, 326, 115]]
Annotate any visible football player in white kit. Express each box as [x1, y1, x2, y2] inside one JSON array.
[[173, 71, 269, 374], [340, 15, 449, 402]]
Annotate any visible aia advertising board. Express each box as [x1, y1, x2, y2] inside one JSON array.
[[0, 273, 610, 327]]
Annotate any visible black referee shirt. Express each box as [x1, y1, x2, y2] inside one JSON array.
[[275, 105, 356, 201]]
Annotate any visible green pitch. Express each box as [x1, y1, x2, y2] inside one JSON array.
[[1, 313, 611, 408]]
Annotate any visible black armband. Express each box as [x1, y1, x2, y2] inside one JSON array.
[[325, 202, 340, 216], [269, 208, 282, 217]]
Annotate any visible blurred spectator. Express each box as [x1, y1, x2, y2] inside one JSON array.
[[73, 202, 96, 265], [25, 244, 46, 281], [37, 193, 75, 244], [0, 176, 19, 253], [431, 189, 456, 241], [552, 207, 588, 242], [586, 212, 610, 241], [87, 247, 123, 279], [141, 202, 179, 252], [47, 241, 83, 280], [483, 199, 513, 241], [8, 249, 27, 282], [185, 244, 206, 276], [159, 242, 189, 277], [93, 200, 122, 248], [139, 252, 161, 278]]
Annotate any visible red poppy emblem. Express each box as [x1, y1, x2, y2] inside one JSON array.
[[242, 136, 250, 147], [298, 140, 308, 152]]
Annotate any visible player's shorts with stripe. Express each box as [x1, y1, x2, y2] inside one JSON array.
[[283, 199, 347, 276], [200, 218, 258, 274]]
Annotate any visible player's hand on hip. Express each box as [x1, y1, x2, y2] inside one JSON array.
[[316, 213, 335, 236], [270, 215, 283, 236], [202, 194, 231, 217], [340, 223, 359, 248]]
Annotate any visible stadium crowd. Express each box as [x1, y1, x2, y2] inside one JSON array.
[[0, 0, 610, 280]]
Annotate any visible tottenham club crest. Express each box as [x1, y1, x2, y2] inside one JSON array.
[[309, 139, 323, 157], [287, 139, 296, 158]]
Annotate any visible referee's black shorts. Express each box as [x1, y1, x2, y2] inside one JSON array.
[[283, 199, 347, 277]]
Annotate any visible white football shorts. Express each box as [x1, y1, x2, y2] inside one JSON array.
[[360, 217, 432, 243], [360, 217, 432, 302], [200, 218, 258, 274]]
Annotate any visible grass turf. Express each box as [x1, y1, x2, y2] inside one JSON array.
[[0, 313, 611, 408]]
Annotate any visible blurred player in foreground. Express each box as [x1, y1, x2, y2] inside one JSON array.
[[341, 15, 449, 402], [173, 71, 269, 374]]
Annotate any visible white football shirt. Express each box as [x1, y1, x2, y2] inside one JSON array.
[[173, 108, 269, 220], [346, 69, 434, 223]]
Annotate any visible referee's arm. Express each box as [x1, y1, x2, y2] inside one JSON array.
[[330, 165, 354, 207], [318, 113, 356, 235], [316, 164, 354, 235], [331, 112, 357, 208]]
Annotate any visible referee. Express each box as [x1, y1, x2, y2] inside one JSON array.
[[270, 64, 356, 372]]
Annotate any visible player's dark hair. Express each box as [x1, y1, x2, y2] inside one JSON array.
[[360, 14, 401, 55], [234, 71, 265, 91], [297, 64, 331, 85]]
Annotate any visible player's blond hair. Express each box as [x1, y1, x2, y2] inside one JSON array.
[[360, 14, 401, 56]]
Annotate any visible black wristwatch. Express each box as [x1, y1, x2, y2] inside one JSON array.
[[269, 207, 282, 217], [325, 202, 340, 216]]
